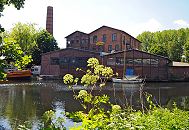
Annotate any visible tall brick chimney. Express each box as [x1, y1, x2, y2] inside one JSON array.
[[46, 6, 53, 35]]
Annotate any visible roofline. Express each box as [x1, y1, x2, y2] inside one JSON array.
[[89, 25, 142, 43], [105, 49, 171, 61], [42, 47, 99, 56], [65, 31, 89, 38]]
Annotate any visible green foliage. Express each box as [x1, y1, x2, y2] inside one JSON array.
[[2, 37, 32, 69], [137, 28, 189, 62], [7, 22, 37, 54], [184, 38, 189, 62], [0, 37, 32, 80], [31, 29, 59, 65], [0, 59, 6, 80], [0, 0, 25, 12], [41, 110, 66, 130]]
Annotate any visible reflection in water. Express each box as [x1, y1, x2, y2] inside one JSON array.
[[0, 81, 188, 129]]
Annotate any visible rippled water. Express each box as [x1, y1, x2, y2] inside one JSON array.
[[0, 80, 189, 129]]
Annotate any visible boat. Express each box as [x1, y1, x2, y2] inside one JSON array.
[[112, 41, 144, 84], [112, 77, 143, 84], [6, 70, 32, 79]]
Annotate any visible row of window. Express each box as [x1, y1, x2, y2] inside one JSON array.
[[92, 33, 117, 43], [50, 57, 89, 67], [107, 58, 159, 66], [108, 44, 120, 52], [67, 39, 89, 45]]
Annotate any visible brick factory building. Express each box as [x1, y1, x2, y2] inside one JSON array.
[[65, 26, 141, 52], [41, 25, 189, 81]]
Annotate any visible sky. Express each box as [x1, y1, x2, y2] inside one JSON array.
[[0, 0, 189, 48]]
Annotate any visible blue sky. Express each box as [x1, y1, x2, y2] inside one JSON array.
[[0, 0, 189, 48]]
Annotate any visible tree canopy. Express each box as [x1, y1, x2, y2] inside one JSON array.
[[6, 22, 37, 54], [137, 28, 189, 62], [8, 22, 37, 54], [0, 0, 26, 80], [31, 29, 59, 65], [0, 22, 59, 80]]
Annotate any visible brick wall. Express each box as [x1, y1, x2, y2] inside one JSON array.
[[89, 26, 141, 52], [169, 66, 189, 81], [46, 6, 53, 35]]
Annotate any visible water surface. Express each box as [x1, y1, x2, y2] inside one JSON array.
[[0, 81, 189, 129]]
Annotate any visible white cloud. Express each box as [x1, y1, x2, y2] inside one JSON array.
[[126, 18, 163, 37], [173, 19, 189, 28]]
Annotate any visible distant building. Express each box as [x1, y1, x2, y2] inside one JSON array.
[[65, 26, 141, 53], [65, 31, 89, 50]]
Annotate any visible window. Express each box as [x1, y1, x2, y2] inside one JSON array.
[[126, 44, 131, 50], [151, 59, 159, 66], [98, 46, 103, 52], [74, 57, 88, 67], [126, 59, 133, 64], [67, 41, 71, 47], [108, 45, 112, 52], [112, 33, 117, 41], [102, 34, 106, 42], [122, 36, 125, 44], [76, 40, 79, 43], [50, 57, 59, 65], [116, 57, 124, 65], [115, 44, 120, 51], [90, 37, 93, 43], [143, 59, 150, 65], [59, 57, 89, 67], [71, 40, 74, 44], [59, 57, 69, 65], [107, 58, 115, 65], [81, 39, 85, 44], [93, 35, 97, 43], [92, 46, 96, 51], [134, 59, 142, 65]]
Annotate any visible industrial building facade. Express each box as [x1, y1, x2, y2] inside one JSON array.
[[65, 26, 141, 53], [41, 26, 189, 81]]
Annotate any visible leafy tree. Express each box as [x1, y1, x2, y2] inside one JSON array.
[[0, 0, 26, 80], [184, 39, 189, 62], [7, 22, 37, 54], [137, 28, 189, 61], [2, 38, 32, 69], [137, 31, 154, 52], [149, 44, 168, 57], [31, 30, 59, 65]]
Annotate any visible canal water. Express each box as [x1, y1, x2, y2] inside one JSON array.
[[0, 80, 189, 129]]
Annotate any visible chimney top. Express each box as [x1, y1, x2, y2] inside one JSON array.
[[46, 6, 53, 35]]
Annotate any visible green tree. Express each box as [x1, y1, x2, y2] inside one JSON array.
[[149, 43, 168, 57], [137, 28, 189, 61], [2, 38, 32, 69], [7, 22, 37, 54], [31, 30, 59, 65], [184, 39, 189, 62], [137, 31, 154, 52], [0, 0, 26, 80]]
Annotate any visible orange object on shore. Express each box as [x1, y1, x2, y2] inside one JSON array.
[[6, 70, 32, 79]]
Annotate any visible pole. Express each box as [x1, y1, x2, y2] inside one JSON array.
[[123, 41, 126, 79]]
